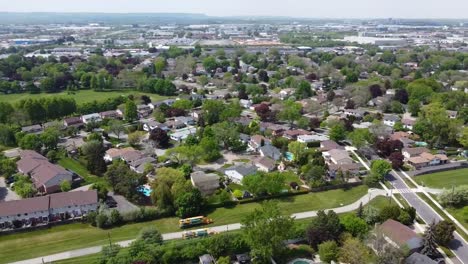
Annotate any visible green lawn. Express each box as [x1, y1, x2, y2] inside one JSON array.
[[414, 168, 468, 189], [58, 157, 108, 187], [0, 186, 368, 263], [447, 207, 468, 230], [0, 90, 170, 105], [55, 193, 388, 264]]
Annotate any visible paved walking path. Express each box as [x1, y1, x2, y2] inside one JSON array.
[[9, 189, 386, 264]]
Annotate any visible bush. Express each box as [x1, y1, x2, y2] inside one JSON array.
[[318, 241, 339, 263], [96, 213, 109, 228], [108, 210, 122, 226], [438, 185, 468, 208]]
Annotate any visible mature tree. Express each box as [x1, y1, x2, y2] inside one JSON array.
[[306, 210, 342, 249], [338, 238, 370, 264], [202, 56, 218, 73], [434, 220, 455, 246], [340, 214, 368, 238], [459, 127, 468, 148], [414, 102, 462, 147], [375, 138, 403, 157], [242, 201, 294, 262], [421, 221, 439, 259], [202, 100, 224, 125], [81, 140, 107, 175], [329, 123, 346, 142], [394, 89, 409, 104], [388, 152, 404, 169], [255, 103, 272, 121], [379, 204, 401, 222], [149, 127, 170, 148], [212, 122, 243, 150], [369, 84, 383, 98], [124, 100, 138, 122], [347, 128, 372, 148], [0, 102, 14, 124], [108, 120, 125, 140], [370, 160, 392, 181], [296, 80, 313, 99], [172, 99, 193, 110], [0, 125, 16, 146], [18, 134, 42, 152], [154, 57, 166, 77], [166, 144, 203, 165], [318, 241, 339, 263], [279, 100, 302, 128], [150, 167, 187, 211], [175, 188, 205, 218]]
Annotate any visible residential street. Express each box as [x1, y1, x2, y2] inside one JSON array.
[[387, 170, 468, 264], [8, 189, 386, 264]]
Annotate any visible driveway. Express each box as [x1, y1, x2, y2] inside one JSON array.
[[0, 177, 20, 202], [107, 192, 139, 214]]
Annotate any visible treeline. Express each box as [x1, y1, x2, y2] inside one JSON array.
[[0, 96, 127, 126]]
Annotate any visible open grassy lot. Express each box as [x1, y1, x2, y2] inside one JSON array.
[[413, 168, 468, 189], [0, 186, 368, 263], [0, 90, 169, 105], [54, 193, 388, 264], [58, 157, 109, 187]]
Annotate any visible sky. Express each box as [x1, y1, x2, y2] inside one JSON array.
[[0, 0, 467, 19]]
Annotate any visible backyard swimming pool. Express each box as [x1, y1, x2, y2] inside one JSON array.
[[138, 185, 152, 197]]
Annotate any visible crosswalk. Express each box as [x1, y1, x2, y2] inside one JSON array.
[[393, 188, 413, 194]]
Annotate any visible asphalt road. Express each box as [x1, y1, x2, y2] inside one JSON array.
[[387, 171, 468, 264]]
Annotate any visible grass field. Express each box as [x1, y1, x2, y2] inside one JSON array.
[[58, 157, 109, 187], [414, 168, 468, 189], [0, 186, 368, 263], [53, 194, 389, 264], [0, 90, 170, 105]]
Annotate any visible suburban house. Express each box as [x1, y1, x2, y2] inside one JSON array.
[[402, 147, 430, 161], [129, 157, 156, 174], [323, 149, 354, 165], [149, 99, 176, 109], [402, 117, 416, 130], [407, 152, 449, 169], [254, 157, 276, 172], [104, 147, 137, 162], [63, 116, 84, 128], [143, 120, 169, 132], [190, 171, 220, 195], [175, 116, 196, 126], [81, 113, 102, 124], [383, 114, 401, 127], [379, 219, 422, 254], [137, 104, 152, 118], [0, 190, 98, 230], [99, 110, 121, 120], [328, 163, 361, 179], [259, 144, 281, 161], [249, 135, 271, 151], [224, 164, 258, 183], [320, 140, 344, 152], [297, 134, 328, 144], [120, 149, 145, 164], [16, 150, 73, 194], [169, 127, 197, 141], [344, 108, 365, 118], [21, 124, 43, 134], [283, 129, 310, 140], [390, 132, 415, 147]]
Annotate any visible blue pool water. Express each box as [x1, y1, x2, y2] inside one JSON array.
[[138, 186, 152, 197], [285, 152, 294, 161]]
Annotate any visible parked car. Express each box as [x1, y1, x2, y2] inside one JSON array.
[[105, 196, 117, 208]]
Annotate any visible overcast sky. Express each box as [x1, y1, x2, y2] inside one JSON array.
[[0, 0, 467, 19]]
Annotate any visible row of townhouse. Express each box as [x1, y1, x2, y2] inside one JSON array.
[[0, 190, 98, 230]]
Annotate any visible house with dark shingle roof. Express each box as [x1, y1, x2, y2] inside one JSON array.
[[17, 150, 73, 194], [224, 164, 258, 184], [379, 219, 422, 254]]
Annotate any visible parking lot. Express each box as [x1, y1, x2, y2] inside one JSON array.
[[0, 177, 20, 202]]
